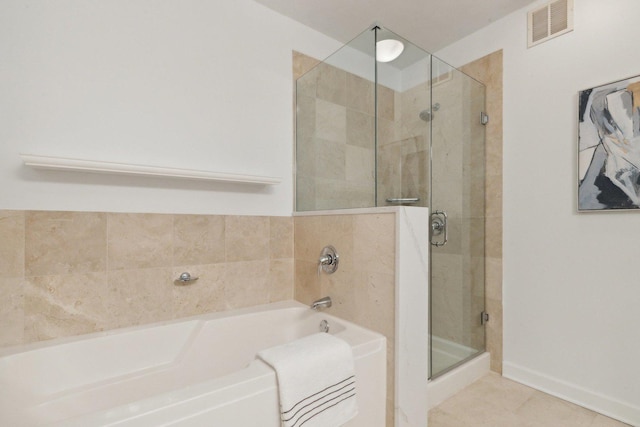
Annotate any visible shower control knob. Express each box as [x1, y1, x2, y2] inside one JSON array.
[[175, 272, 199, 285], [318, 246, 339, 274]]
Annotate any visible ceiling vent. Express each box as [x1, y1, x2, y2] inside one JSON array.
[[527, 0, 574, 48]]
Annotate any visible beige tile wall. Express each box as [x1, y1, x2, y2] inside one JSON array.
[[294, 213, 396, 427], [0, 211, 293, 347]]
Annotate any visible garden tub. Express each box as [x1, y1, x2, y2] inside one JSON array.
[[0, 301, 386, 426]]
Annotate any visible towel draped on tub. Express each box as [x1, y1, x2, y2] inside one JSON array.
[[257, 332, 358, 427]]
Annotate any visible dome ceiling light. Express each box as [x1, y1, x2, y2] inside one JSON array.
[[376, 39, 404, 62]]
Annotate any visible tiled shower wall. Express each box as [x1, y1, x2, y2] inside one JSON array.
[[0, 210, 293, 348]]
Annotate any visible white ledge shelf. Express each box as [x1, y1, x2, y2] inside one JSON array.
[[20, 154, 281, 185]]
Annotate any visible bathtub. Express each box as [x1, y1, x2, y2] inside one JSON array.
[[0, 301, 386, 427]]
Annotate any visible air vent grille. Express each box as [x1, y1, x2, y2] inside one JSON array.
[[531, 8, 549, 43], [528, 0, 573, 47]]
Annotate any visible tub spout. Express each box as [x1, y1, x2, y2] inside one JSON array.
[[311, 296, 332, 311]]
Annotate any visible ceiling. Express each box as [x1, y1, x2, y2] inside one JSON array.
[[253, 0, 539, 53]]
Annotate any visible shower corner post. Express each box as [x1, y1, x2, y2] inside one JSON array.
[[373, 24, 380, 207]]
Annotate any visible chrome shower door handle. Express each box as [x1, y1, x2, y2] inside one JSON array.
[[430, 210, 448, 247]]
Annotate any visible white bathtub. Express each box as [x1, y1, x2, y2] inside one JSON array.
[[0, 301, 386, 427]]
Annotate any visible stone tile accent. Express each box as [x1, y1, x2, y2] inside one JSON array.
[[0, 210, 294, 348]]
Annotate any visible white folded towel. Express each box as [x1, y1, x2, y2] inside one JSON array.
[[257, 333, 358, 427]]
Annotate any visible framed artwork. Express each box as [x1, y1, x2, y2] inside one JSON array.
[[578, 74, 640, 211]]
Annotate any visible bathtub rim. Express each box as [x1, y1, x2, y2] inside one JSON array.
[[0, 300, 378, 358]]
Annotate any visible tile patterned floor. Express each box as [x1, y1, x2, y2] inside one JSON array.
[[428, 373, 632, 427]]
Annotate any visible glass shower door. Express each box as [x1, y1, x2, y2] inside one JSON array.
[[429, 58, 486, 378]]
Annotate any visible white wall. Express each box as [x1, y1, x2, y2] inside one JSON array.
[[0, 0, 340, 216], [437, 0, 640, 423]]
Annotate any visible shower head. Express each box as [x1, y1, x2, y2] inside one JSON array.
[[419, 103, 440, 122], [419, 109, 433, 122]]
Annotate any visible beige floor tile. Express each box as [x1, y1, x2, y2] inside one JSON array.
[[516, 391, 596, 427], [438, 372, 534, 414], [429, 407, 473, 427], [429, 374, 631, 427], [589, 414, 633, 427], [472, 410, 536, 427]]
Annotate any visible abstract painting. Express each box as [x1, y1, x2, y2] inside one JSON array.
[[578, 75, 640, 211]]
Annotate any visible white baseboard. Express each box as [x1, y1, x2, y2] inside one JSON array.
[[503, 362, 640, 426]]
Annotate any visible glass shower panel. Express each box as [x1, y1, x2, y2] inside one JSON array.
[[375, 27, 431, 208], [295, 29, 376, 211], [429, 57, 486, 378]]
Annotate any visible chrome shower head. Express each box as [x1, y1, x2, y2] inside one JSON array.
[[419, 109, 433, 122], [419, 103, 440, 122]]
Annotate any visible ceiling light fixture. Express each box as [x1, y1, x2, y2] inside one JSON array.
[[376, 39, 404, 62]]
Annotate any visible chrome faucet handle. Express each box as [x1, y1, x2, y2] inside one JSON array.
[[175, 272, 199, 285], [318, 246, 339, 274]]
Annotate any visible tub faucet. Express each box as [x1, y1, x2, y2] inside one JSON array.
[[311, 296, 332, 311]]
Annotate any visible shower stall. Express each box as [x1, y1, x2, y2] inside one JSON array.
[[295, 21, 486, 405]]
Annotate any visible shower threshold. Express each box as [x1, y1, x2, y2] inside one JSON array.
[[431, 335, 479, 377], [427, 351, 490, 410]]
